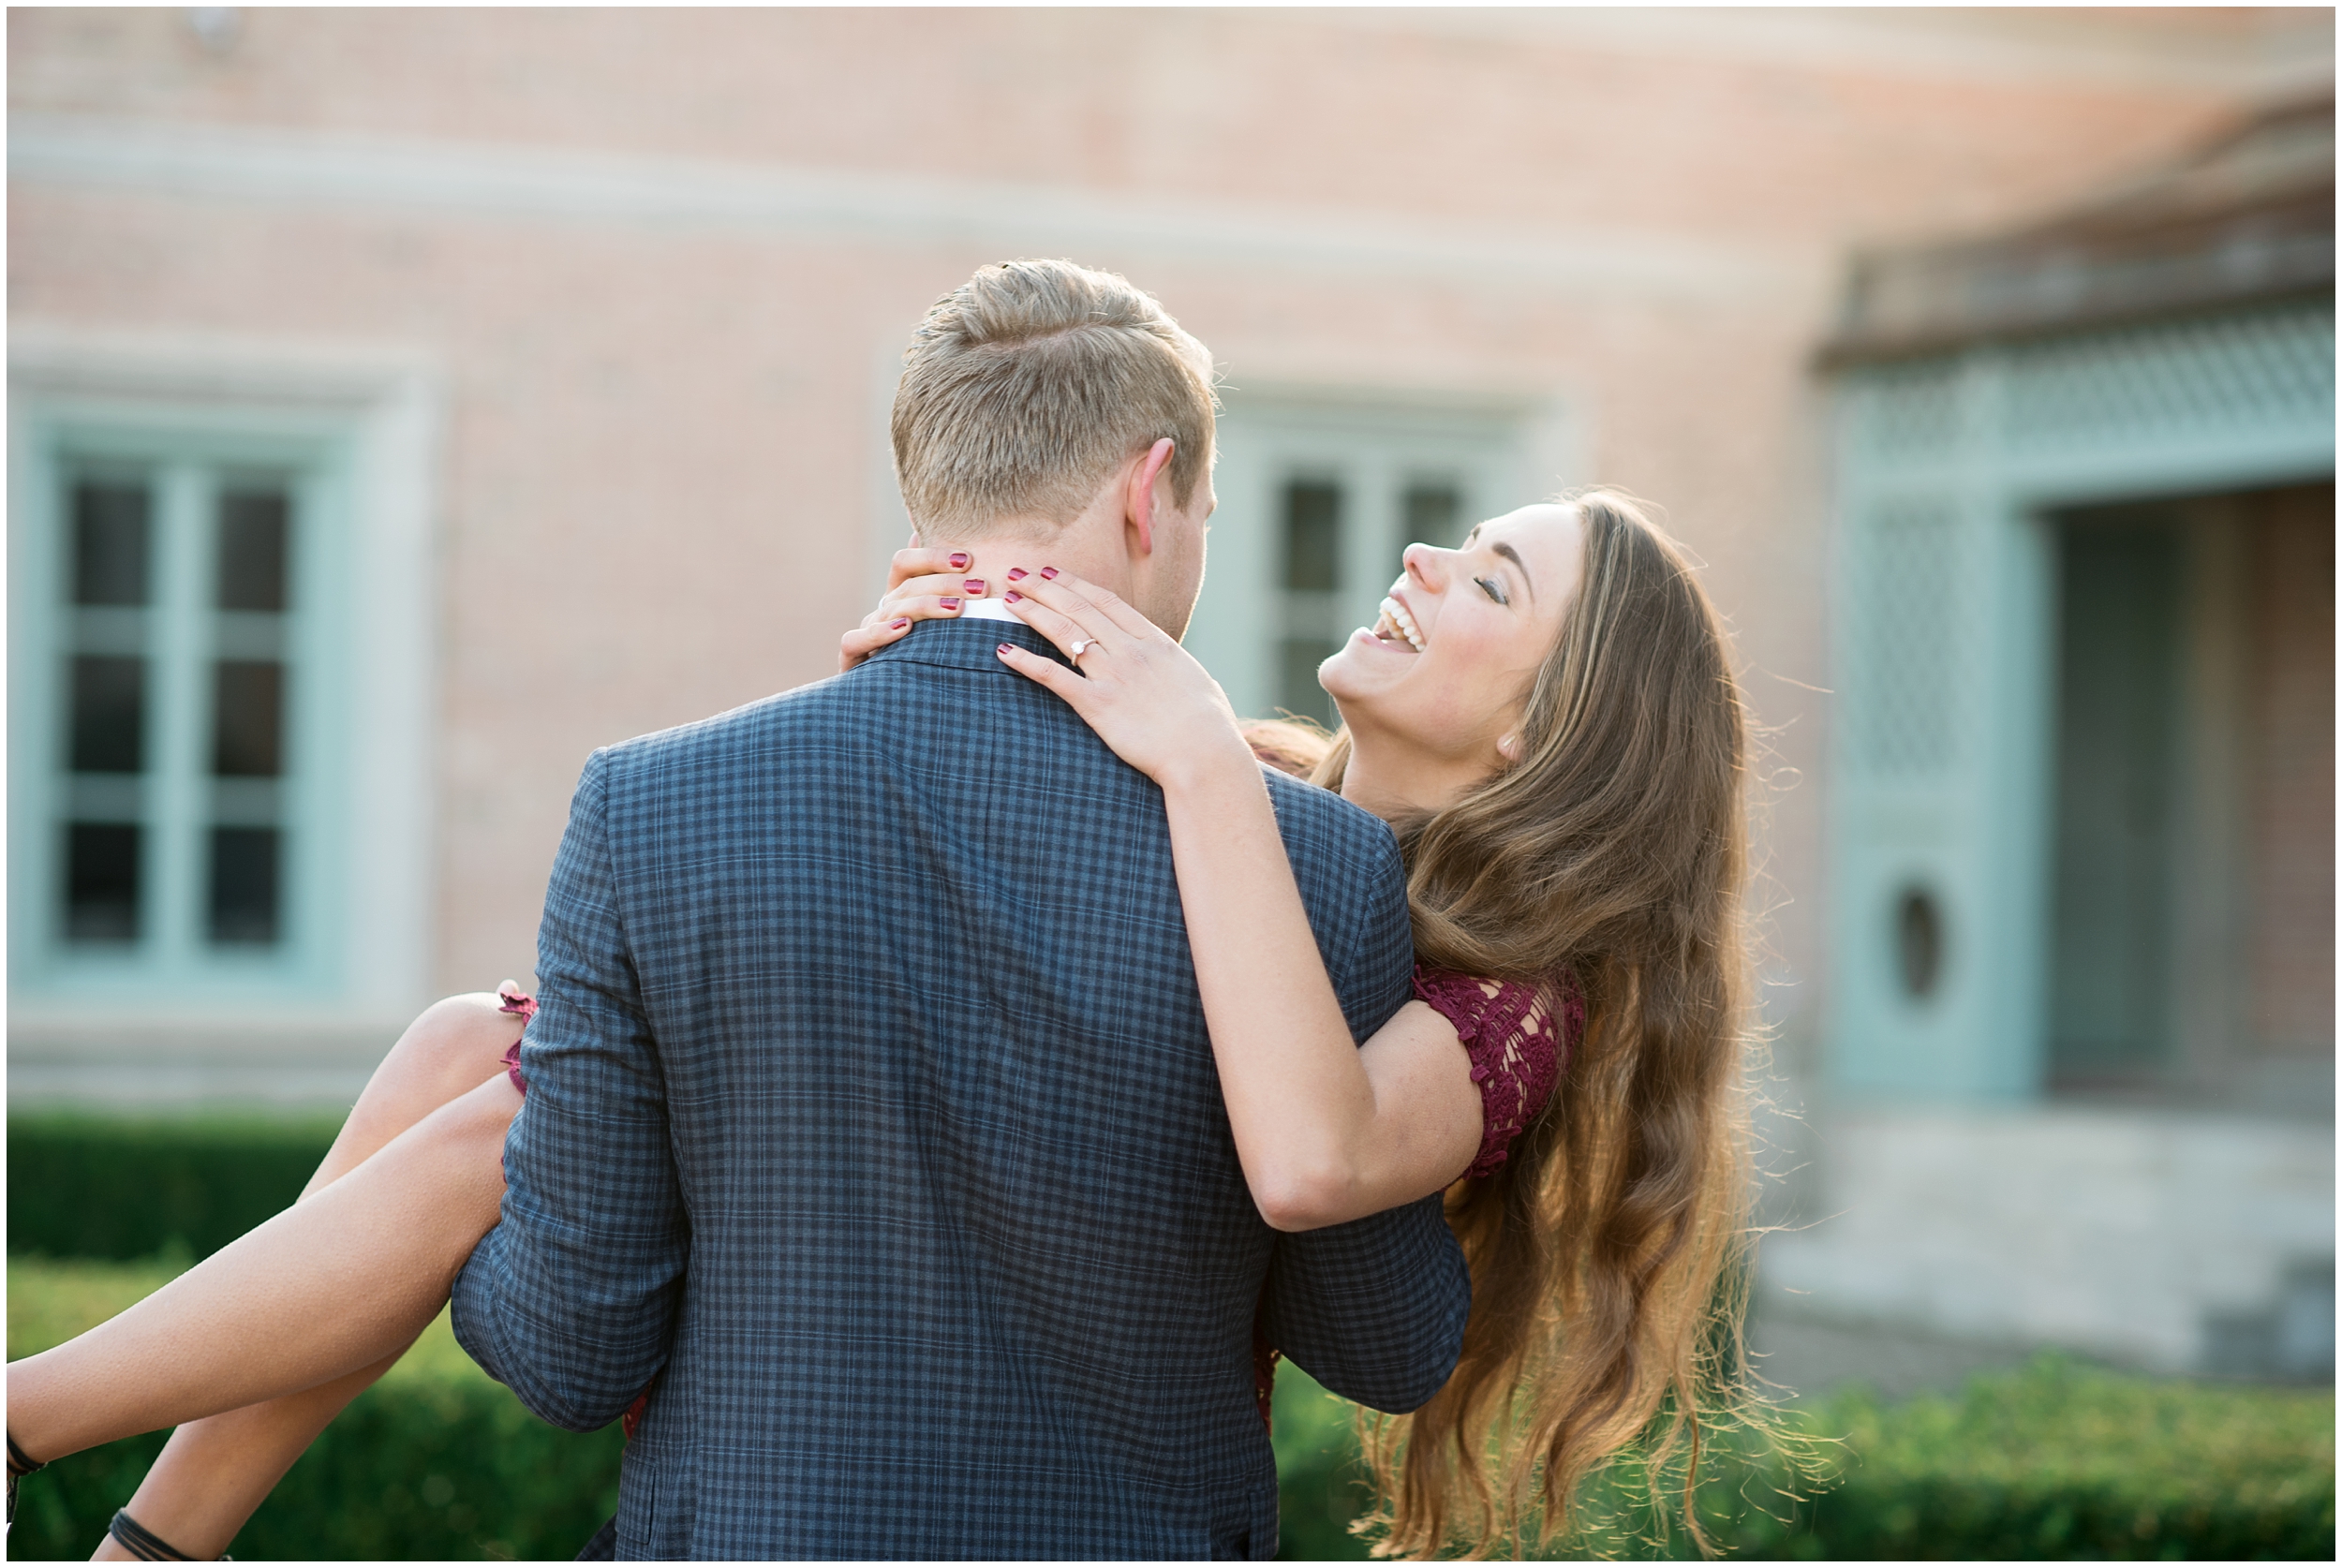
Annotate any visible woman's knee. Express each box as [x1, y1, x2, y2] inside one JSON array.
[[390, 992, 526, 1096]]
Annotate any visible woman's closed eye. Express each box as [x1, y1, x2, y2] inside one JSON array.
[[1475, 576, 1510, 606]]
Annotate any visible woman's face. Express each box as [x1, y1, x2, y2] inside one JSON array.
[[1320, 503, 1585, 774]]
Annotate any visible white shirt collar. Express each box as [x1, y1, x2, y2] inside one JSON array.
[[956, 598, 1021, 623]]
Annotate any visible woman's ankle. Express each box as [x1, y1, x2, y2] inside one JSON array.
[[7, 1362, 69, 1472], [7, 1424, 50, 1531], [96, 1507, 229, 1561], [7, 1426, 49, 1475]]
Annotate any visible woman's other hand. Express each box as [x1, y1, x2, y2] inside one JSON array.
[[837, 546, 986, 672], [993, 567, 1258, 792]]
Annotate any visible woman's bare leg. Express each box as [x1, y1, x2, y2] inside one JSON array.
[[85, 1357, 409, 1561], [4, 993, 526, 1560], [295, 992, 536, 1207]]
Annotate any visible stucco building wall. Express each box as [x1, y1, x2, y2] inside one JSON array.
[[15, 8, 2316, 1043]]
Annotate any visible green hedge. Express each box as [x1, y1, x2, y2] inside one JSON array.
[[8, 1379, 624, 1561], [12, 1118, 2334, 1561], [8, 1113, 339, 1263], [1270, 1362, 1376, 1560], [1268, 1356, 2336, 1561], [20, 1356, 2326, 1561], [1734, 1361, 2337, 1561], [8, 1254, 621, 1561]]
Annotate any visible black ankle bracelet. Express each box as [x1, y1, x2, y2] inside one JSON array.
[[4, 1431, 44, 1530], [110, 1509, 230, 1561], [4, 1431, 43, 1478]]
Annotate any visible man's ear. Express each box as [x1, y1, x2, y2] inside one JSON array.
[[1123, 437, 1178, 558]]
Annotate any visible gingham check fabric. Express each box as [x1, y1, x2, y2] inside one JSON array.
[[452, 618, 1472, 1561]]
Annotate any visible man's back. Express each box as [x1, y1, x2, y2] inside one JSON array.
[[453, 620, 1471, 1560]]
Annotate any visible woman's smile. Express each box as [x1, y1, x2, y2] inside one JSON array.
[[1321, 504, 1584, 783], [1371, 592, 1427, 651]]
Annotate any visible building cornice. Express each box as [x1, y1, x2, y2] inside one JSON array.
[[8, 111, 1805, 304]]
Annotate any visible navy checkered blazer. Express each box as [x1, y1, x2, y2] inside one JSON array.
[[452, 617, 1472, 1560]]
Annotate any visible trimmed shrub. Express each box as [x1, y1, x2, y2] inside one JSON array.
[[1267, 1356, 2337, 1561], [1271, 1363, 1376, 1561], [1739, 1360, 2337, 1561], [7, 1380, 624, 1561], [9, 1255, 618, 1561], [8, 1113, 340, 1263], [13, 1117, 2333, 1561]]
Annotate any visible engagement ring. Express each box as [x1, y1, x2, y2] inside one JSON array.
[[1070, 640, 1094, 659]]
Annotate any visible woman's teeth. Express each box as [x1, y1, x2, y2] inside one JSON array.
[[1375, 598, 1426, 652]]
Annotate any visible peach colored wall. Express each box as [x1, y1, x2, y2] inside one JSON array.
[[10, 7, 2325, 1034]]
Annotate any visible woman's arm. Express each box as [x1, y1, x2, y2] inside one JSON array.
[[992, 570, 1485, 1231], [1154, 761, 1483, 1227]]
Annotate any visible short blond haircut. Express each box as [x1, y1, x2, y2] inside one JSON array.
[[892, 259, 1218, 538]]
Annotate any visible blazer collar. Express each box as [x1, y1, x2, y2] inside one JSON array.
[[865, 615, 1074, 673]]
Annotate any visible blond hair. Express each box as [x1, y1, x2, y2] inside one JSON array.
[[1256, 492, 1771, 1557], [892, 259, 1219, 540]]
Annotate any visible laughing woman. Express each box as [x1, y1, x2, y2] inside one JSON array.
[[862, 487, 1768, 1555]]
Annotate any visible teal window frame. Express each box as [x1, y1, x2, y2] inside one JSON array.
[[9, 411, 357, 1005], [1179, 396, 1547, 726]]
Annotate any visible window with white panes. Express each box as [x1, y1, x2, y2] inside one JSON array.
[[1270, 474, 1474, 726], [11, 348, 437, 1089], [27, 453, 322, 980], [1188, 402, 1527, 730]]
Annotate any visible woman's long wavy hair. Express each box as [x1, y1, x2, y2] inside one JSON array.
[[1251, 489, 1761, 1558]]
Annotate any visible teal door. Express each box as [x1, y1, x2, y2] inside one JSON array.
[[2049, 513, 2183, 1081]]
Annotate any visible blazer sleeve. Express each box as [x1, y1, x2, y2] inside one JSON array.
[[450, 748, 688, 1432], [1255, 814, 1473, 1413]]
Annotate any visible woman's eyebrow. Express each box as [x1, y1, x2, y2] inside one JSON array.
[[1491, 540, 1536, 602]]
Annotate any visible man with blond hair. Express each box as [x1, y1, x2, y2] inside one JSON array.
[[452, 259, 1469, 1559]]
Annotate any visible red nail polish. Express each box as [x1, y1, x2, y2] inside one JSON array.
[[941, 596, 962, 612], [949, 552, 971, 571], [1040, 567, 1060, 580], [1004, 590, 1022, 603], [997, 643, 1014, 656], [964, 579, 986, 595], [890, 617, 910, 630], [1006, 568, 1029, 582]]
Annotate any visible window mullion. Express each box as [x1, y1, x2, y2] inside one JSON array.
[[1346, 450, 1401, 637], [147, 462, 213, 975]]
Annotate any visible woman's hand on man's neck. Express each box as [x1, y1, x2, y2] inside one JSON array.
[[915, 438, 1208, 643], [934, 518, 1136, 608]]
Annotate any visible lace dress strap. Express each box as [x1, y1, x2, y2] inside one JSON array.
[[1412, 965, 1581, 1180]]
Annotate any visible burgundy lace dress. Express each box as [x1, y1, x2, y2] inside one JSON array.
[[1251, 964, 1583, 1428]]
